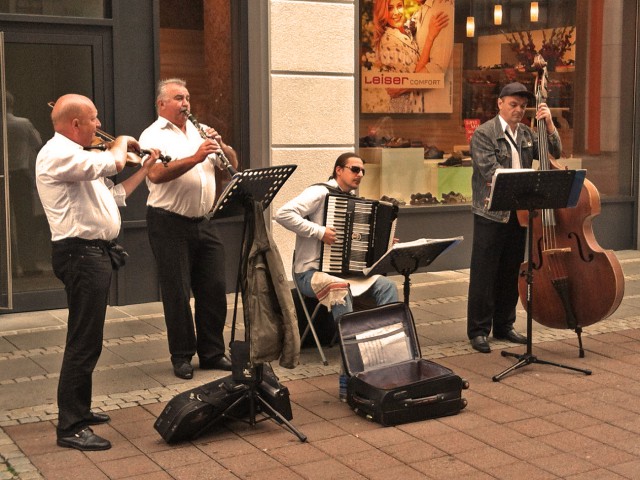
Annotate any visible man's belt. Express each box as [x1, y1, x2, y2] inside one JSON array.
[[148, 206, 205, 223], [53, 237, 112, 248], [52, 237, 128, 269]]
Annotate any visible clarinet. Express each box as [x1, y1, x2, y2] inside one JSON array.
[[185, 110, 237, 176]]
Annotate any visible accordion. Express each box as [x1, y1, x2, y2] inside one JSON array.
[[319, 194, 398, 276]]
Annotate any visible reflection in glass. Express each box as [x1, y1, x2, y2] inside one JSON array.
[[358, 0, 633, 206], [0, 0, 108, 18], [5, 41, 94, 295], [6, 91, 43, 279], [1, 89, 9, 308]]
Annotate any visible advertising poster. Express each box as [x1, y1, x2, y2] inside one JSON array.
[[361, 0, 455, 114], [464, 118, 481, 142]]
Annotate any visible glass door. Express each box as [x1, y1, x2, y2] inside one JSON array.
[[0, 32, 11, 310], [0, 28, 108, 312]]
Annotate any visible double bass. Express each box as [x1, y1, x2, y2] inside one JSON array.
[[517, 55, 624, 357]]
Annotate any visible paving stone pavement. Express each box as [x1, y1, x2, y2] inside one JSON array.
[[1, 251, 640, 479]]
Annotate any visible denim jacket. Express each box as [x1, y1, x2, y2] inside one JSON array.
[[470, 115, 562, 223]]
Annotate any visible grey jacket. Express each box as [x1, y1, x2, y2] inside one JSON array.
[[242, 201, 300, 369], [470, 114, 563, 223]]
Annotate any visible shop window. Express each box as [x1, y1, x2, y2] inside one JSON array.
[[0, 0, 109, 18], [158, 0, 241, 174], [358, 0, 635, 207]]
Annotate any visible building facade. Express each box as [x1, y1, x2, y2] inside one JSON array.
[[0, 0, 637, 314]]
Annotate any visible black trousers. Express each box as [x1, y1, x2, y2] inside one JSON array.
[[52, 239, 113, 437], [147, 207, 227, 364], [467, 213, 527, 339]]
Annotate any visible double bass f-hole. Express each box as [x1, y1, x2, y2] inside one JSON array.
[[567, 232, 595, 263], [531, 223, 593, 268]]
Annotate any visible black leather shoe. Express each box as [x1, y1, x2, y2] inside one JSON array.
[[200, 355, 233, 371], [494, 329, 527, 344], [86, 412, 110, 425], [470, 335, 491, 353], [57, 427, 111, 451], [173, 360, 194, 379]]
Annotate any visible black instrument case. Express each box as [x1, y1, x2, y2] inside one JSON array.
[[154, 375, 247, 443], [338, 302, 469, 426], [154, 364, 292, 443]]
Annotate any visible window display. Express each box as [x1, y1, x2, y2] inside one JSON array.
[[358, 0, 634, 207]]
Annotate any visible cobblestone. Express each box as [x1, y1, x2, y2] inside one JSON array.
[[1, 255, 640, 478]]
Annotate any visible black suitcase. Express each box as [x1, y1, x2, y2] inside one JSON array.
[[338, 302, 469, 426], [154, 375, 249, 443]]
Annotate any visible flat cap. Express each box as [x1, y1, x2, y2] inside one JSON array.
[[499, 82, 534, 100]]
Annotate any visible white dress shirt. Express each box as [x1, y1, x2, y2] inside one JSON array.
[[139, 117, 218, 218], [276, 179, 353, 274], [36, 132, 124, 241], [499, 116, 522, 169]]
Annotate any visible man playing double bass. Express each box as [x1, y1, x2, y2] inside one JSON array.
[[467, 82, 562, 354]]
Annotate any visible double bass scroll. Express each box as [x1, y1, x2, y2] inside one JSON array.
[[516, 55, 624, 356]]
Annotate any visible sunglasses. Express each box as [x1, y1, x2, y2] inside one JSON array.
[[344, 165, 365, 176]]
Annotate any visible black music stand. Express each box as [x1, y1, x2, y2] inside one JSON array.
[[209, 165, 307, 442], [488, 169, 592, 382], [207, 165, 297, 220], [364, 238, 462, 304]]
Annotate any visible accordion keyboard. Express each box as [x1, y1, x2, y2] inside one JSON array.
[[320, 194, 397, 276]]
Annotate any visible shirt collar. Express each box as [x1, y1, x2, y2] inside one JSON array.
[[53, 132, 84, 149], [157, 116, 183, 132], [498, 115, 519, 137], [327, 178, 355, 195]]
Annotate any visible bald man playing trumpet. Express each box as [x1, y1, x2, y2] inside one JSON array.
[[36, 94, 160, 451]]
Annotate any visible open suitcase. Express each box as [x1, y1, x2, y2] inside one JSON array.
[[338, 302, 469, 426]]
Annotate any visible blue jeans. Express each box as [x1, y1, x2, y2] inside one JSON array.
[[294, 269, 398, 322]]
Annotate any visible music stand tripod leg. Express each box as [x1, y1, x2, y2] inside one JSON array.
[[254, 394, 308, 442], [220, 379, 307, 442], [492, 353, 535, 381]]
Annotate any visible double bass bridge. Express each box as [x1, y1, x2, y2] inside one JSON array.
[[541, 248, 579, 330]]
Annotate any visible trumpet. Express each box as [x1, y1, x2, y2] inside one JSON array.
[[47, 101, 170, 167], [84, 141, 171, 167], [184, 110, 237, 176]]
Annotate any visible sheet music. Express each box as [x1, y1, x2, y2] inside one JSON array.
[[362, 237, 463, 276], [356, 323, 412, 370]]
